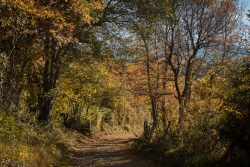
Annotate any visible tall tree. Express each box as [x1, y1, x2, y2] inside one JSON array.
[[0, 0, 105, 122], [124, 0, 242, 144], [157, 0, 241, 146]]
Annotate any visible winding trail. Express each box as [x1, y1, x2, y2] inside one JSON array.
[[68, 134, 158, 167]]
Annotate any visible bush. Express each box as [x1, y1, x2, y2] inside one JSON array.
[[218, 61, 250, 162]]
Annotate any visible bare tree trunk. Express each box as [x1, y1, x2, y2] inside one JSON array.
[[37, 61, 55, 122], [37, 38, 63, 122], [179, 98, 185, 147], [149, 99, 158, 140], [161, 62, 171, 139], [38, 96, 54, 122]]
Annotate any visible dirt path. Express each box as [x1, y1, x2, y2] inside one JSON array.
[[68, 134, 158, 167]]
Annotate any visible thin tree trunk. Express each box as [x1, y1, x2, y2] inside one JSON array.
[[149, 99, 158, 140], [179, 98, 185, 147], [161, 59, 170, 139]]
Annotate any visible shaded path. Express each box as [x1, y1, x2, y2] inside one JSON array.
[[68, 134, 158, 167]]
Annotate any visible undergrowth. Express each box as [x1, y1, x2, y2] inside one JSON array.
[[131, 134, 250, 167], [0, 110, 80, 167]]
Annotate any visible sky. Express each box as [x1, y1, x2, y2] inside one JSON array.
[[241, 0, 250, 22]]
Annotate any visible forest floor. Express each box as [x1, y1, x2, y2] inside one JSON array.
[[67, 133, 160, 167]]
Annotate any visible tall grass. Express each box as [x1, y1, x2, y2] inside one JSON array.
[[0, 110, 80, 167]]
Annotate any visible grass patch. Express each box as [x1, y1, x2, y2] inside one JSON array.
[[0, 110, 82, 166]]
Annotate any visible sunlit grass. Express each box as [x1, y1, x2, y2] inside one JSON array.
[[0, 110, 82, 166]]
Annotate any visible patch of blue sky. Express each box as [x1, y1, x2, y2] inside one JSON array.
[[241, 0, 250, 22]]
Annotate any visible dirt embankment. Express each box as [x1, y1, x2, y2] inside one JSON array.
[[67, 134, 159, 167]]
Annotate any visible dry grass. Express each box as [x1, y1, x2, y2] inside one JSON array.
[[0, 110, 82, 166]]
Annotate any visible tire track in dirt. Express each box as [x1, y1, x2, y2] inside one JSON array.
[[68, 134, 158, 167]]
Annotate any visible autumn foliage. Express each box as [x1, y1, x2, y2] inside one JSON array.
[[0, 0, 250, 166]]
